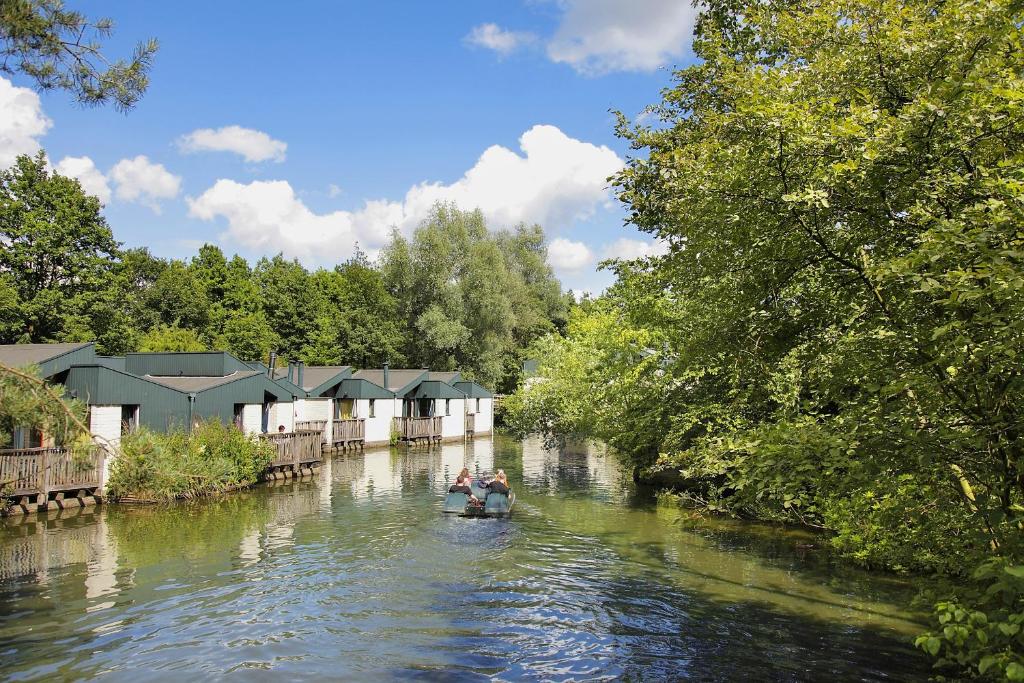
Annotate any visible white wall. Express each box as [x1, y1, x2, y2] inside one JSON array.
[[90, 405, 121, 492], [440, 397, 466, 439], [473, 397, 494, 433], [269, 402, 294, 433], [362, 397, 396, 445], [295, 398, 330, 441], [242, 404, 262, 435]]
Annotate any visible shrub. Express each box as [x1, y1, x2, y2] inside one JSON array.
[[106, 421, 274, 501]]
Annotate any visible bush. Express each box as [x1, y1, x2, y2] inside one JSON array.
[[106, 421, 274, 501], [917, 559, 1024, 680]]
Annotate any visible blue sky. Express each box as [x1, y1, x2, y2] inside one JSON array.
[[0, 0, 700, 294]]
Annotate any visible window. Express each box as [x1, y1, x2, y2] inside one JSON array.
[[369, 399, 376, 418], [476, 398, 481, 413], [121, 405, 140, 435], [445, 399, 451, 416], [233, 404, 245, 430]]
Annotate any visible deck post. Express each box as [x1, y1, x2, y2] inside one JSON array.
[[40, 449, 50, 501]]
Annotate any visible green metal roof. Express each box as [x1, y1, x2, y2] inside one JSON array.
[[125, 351, 253, 377], [428, 371, 462, 384], [335, 377, 394, 400], [454, 381, 493, 398], [273, 365, 352, 396], [0, 342, 95, 378], [353, 368, 428, 395], [405, 380, 467, 400]]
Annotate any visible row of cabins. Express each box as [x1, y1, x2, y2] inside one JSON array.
[[1, 342, 494, 505]]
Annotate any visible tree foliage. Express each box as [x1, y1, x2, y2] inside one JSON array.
[[380, 204, 571, 390], [0, 0, 157, 110], [506, 0, 1024, 677]]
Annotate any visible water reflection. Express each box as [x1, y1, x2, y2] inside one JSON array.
[[0, 435, 930, 681]]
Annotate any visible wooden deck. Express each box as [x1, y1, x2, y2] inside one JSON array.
[[330, 418, 365, 450], [259, 429, 323, 480], [393, 416, 443, 444], [0, 446, 106, 514]]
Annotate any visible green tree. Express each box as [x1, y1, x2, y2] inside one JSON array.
[[0, 0, 157, 110], [379, 203, 568, 389], [507, 1, 1024, 677], [0, 152, 120, 344], [139, 324, 206, 352]]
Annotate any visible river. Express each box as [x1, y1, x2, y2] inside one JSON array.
[[0, 435, 930, 681]]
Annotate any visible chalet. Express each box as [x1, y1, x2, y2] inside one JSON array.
[[454, 380, 494, 435]]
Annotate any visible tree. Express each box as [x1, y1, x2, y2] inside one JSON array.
[[379, 203, 569, 389], [0, 152, 120, 344], [508, 0, 1024, 677], [0, 0, 157, 110], [145, 260, 210, 331], [139, 324, 206, 352]]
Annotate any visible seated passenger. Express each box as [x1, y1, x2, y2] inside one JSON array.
[[484, 470, 511, 495], [448, 475, 478, 501], [458, 467, 473, 485]]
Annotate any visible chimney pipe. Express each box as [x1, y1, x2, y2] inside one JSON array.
[[268, 351, 277, 377], [383, 361, 389, 390], [288, 361, 295, 383], [297, 361, 304, 389]]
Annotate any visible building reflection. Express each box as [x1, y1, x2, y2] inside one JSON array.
[[0, 506, 128, 611]]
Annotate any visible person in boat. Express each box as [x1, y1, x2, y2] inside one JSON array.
[[458, 467, 473, 486], [448, 475, 479, 503], [483, 470, 511, 495]]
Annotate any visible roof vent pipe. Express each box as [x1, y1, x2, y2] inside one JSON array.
[[268, 351, 277, 377], [288, 361, 295, 383], [296, 361, 304, 389], [383, 361, 389, 390]]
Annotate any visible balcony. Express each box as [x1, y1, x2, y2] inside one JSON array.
[[393, 416, 443, 443]]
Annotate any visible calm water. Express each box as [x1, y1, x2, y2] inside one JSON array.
[[0, 436, 929, 681]]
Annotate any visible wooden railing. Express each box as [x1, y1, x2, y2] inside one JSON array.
[[465, 412, 476, 434], [393, 416, 443, 441], [259, 429, 323, 470], [332, 418, 365, 443], [0, 447, 105, 498], [295, 419, 327, 433]]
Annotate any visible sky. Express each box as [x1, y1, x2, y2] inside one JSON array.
[[0, 0, 700, 295]]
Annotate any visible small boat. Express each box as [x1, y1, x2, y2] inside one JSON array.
[[442, 482, 515, 518]]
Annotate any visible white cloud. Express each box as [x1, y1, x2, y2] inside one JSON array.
[[0, 76, 52, 168], [178, 125, 287, 163], [546, 0, 699, 74], [601, 237, 668, 260], [109, 155, 182, 212], [189, 124, 623, 263], [465, 23, 536, 55], [548, 237, 594, 272], [54, 156, 111, 203], [328, 183, 343, 198]]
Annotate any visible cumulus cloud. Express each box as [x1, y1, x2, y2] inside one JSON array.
[[178, 125, 287, 163], [109, 155, 182, 212], [188, 179, 401, 261], [54, 156, 112, 203], [548, 237, 594, 272], [465, 23, 536, 56], [0, 76, 52, 167], [547, 0, 699, 74], [189, 124, 623, 263], [601, 237, 669, 261]]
